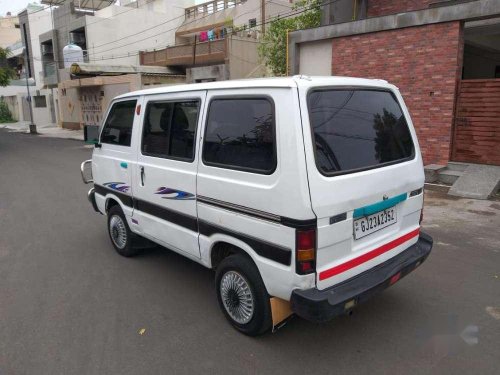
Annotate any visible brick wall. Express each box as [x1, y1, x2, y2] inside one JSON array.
[[331, 22, 464, 165], [367, 0, 435, 18]]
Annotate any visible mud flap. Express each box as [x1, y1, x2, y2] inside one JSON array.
[[270, 297, 293, 332]]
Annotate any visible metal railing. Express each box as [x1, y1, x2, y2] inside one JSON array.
[[185, 0, 246, 19], [140, 39, 227, 67]]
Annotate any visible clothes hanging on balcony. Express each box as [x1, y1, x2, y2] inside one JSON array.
[[199, 31, 208, 42], [207, 29, 215, 41]]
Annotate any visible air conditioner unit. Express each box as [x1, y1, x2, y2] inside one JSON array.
[[41, 44, 53, 55]]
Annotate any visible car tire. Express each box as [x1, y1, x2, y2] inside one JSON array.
[[215, 254, 272, 336], [107, 205, 140, 257]]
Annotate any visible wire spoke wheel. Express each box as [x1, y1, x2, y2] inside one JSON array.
[[220, 271, 255, 325], [109, 215, 127, 249]]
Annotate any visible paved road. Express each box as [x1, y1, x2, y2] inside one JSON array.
[[0, 130, 499, 375]]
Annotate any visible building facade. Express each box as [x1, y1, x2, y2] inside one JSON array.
[[0, 5, 56, 125], [140, 0, 296, 82], [37, 0, 191, 129], [289, 0, 500, 167]]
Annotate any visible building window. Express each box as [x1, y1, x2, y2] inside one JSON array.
[[142, 100, 200, 161], [33, 96, 47, 108], [249, 18, 257, 28], [202, 97, 276, 174], [100, 100, 137, 147]]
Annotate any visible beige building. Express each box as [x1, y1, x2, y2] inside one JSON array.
[[140, 0, 297, 82], [58, 63, 185, 129], [0, 14, 20, 49]]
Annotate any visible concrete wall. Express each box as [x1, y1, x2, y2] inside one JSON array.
[[186, 64, 229, 82], [133, 0, 196, 14], [18, 10, 34, 78], [32, 89, 54, 125], [367, 0, 435, 18], [27, 9, 54, 89], [2, 95, 20, 121], [228, 36, 266, 79], [177, 0, 295, 37], [86, 3, 187, 66], [0, 15, 20, 49], [330, 21, 464, 165], [298, 39, 333, 76], [52, 1, 88, 70], [0, 88, 54, 124]]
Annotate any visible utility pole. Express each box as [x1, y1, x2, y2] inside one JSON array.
[[23, 31, 36, 134], [261, 0, 266, 34]]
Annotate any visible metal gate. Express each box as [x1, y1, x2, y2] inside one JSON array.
[[452, 79, 500, 165]]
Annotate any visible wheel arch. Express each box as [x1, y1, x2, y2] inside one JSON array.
[[208, 236, 261, 272], [105, 196, 121, 213]]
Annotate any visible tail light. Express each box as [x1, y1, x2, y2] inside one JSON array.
[[296, 229, 316, 275]]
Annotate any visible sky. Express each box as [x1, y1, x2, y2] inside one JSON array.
[[0, 0, 39, 17], [0, 0, 206, 17]]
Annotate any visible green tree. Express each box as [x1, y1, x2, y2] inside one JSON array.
[[258, 0, 321, 76], [0, 47, 16, 87]]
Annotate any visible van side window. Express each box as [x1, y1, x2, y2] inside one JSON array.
[[202, 98, 276, 174], [100, 100, 137, 146], [142, 100, 200, 161]]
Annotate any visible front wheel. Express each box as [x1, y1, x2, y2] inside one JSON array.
[[107, 205, 140, 257], [215, 254, 272, 336]]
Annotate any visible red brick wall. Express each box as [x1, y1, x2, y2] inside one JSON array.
[[367, 0, 435, 18], [331, 22, 464, 165]]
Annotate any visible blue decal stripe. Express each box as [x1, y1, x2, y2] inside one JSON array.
[[155, 186, 195, 200], [353, 193, 407, 219]]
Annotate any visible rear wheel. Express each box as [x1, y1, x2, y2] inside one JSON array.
[[107, 205, 140, 257], [215, 254, 272, 336]]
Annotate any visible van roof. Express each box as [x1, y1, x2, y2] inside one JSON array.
[[115, 76, 397, 99]]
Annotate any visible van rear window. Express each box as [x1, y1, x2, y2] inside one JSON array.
[[308, 89, 414, 175]]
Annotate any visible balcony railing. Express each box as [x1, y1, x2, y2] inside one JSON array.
[[140, 39, 227, 67], [185, 0, 246, 20]]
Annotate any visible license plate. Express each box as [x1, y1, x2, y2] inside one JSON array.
[[353, 207, 397, 240]]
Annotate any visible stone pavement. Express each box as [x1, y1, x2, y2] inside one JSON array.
[[0, 121, 83, 141]]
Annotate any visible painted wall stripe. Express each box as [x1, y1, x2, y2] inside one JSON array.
[[319, 228, 421, 281]]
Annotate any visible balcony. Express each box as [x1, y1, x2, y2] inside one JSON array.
[[140, 39, 227, 67]]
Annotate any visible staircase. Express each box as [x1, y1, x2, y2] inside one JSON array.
[[424, 162, 500, 199]]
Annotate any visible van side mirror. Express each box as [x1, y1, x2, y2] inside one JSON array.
[[84, 125, 101, 147]]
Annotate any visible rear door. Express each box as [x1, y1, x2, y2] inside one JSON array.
[[132, 91, 205, 259], [299, 86, 425, 290]]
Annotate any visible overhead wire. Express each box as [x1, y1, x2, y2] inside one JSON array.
[[31, 0, 329, 64]]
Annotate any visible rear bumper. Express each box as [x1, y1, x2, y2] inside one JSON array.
[[290, 231, 433, 323]]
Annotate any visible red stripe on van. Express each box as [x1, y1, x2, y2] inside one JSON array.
[[319, 228, 420, 281]]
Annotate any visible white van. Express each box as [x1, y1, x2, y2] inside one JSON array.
[[81, 76, 433, 335]]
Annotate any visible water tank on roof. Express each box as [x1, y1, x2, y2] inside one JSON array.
[[63, 44, 84, 68]]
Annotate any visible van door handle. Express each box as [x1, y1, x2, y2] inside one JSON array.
[[140, 166, 145, 186]]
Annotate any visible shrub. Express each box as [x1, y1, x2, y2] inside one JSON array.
[[0, 99, 14, 123]]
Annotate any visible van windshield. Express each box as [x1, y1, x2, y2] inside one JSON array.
[[308, 89, 414, 175]]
